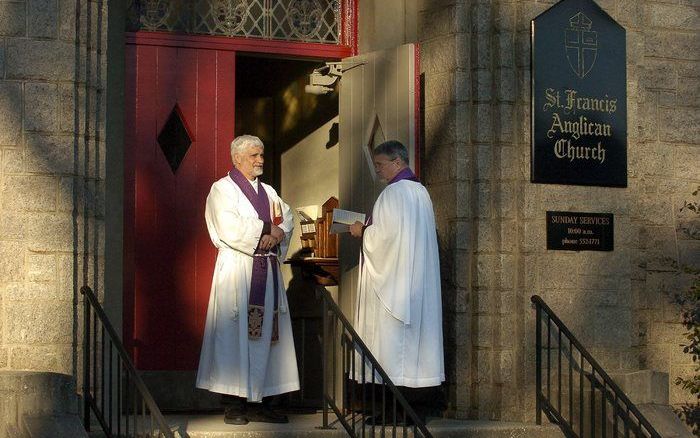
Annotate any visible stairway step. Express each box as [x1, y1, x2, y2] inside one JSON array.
[[429, 419, 563, 438], [163, 413, 564, 438], [23, 414, 89, 438], [637, 404, 694, 438]]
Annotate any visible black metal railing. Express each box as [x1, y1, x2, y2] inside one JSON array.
[[81, 286, 174, 438], [318, 287, 433, 437], [532, 295, 661, 438]]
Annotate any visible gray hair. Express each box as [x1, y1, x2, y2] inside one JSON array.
[[230, 135, 264, 157], [373, 140, 409, 165]]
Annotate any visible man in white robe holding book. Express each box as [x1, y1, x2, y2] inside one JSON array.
[[197, 135, 299, 425], [350, 140, 445, 423]]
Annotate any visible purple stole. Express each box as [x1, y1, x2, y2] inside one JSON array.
[[228, 168, 280, 342], [388, 167, 420, 185], [366, 167, 419, 227]]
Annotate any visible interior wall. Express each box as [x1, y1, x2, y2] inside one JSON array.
[[280, 116, 340, 285], [235, 56, 339, 189], [235, 55, 341, 283]]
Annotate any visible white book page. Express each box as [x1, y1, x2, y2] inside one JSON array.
[[332, 208, 365, 225], [330, 208, 366, 234]]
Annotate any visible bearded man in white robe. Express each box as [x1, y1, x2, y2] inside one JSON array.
[[196, 135, 299, 425], [349, 140, 445, 423]]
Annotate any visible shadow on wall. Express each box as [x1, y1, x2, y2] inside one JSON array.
[[417, 69, 462, 414], [0, 1, 106, 382]]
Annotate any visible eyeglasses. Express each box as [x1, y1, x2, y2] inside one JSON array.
[[373, 158, 398, 170]]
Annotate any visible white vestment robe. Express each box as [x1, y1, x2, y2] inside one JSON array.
[[354, 179, 445, 388], [196, 175, 300, 402]]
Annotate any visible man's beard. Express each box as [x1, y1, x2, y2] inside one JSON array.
[[252, 167, 263, 177]]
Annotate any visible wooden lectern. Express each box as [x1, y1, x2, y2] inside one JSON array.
[[287, 196, 339, 285]]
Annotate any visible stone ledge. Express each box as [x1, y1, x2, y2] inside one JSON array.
[[610, 369, 669, 405], [163, 414, 565, 438], [0, 371, 80, 437], [24, 414, 88, 438]]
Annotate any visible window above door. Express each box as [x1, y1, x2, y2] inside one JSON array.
[[127, 0, 356, 46]]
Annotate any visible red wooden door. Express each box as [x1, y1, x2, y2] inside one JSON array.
[[124, 45, 235, 370]]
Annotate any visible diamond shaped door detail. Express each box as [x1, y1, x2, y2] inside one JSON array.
[[157, 104, 193, 173], [126, 45, 235, 371]]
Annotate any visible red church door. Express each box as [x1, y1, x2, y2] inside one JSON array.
[[124, 34, 353, 372], [124, 45, 235, 369]]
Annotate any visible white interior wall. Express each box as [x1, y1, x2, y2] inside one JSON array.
[[280, 116, 340, 287]]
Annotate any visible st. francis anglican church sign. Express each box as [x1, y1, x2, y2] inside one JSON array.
[[531, 0, 627, 187]]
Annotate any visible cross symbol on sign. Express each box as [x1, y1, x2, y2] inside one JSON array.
[[564, 12, 598, 79]]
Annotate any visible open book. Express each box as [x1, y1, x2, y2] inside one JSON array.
[[329, 208, 366, 234]]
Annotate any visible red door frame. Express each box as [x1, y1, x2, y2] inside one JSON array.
[[124, 32, 354, 368], [127, 31, 355, 58]]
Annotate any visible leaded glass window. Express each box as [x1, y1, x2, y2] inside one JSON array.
[[127, 0, 349, 45]]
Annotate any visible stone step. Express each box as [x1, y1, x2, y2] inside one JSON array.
[[637, 405, 694, 438], [23, 414, 89, 438], [0, 371, 82, 437], [161, 413, 565, 438]]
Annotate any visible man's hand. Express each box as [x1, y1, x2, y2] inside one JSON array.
[[258, 225, 284, 252], [259, 234, 278, 251], [270, 224, 285, 242], [349, 221, 365, 238]]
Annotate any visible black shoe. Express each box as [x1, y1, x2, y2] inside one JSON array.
[[224, 406, 248, 425], [248, 405, 289, 423]]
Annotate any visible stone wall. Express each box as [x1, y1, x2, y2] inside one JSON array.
[[412, 0, 699, 421], [0, 0, 696, 429], [0, 0, 107, 380], [0, 371, 80, 436], [623, 0, 700, 410], [416, 0, 475, 419]]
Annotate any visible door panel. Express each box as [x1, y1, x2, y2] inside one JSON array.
[[338, 43, 419, 319], [125, 45, 235, 370]]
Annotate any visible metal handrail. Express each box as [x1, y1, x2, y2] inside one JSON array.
[[532, 295, 661, 438], [81, 286, 174, 438], [318, 286, 433, 437]]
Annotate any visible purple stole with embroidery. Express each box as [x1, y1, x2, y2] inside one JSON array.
[[228, 168, 280, 342]]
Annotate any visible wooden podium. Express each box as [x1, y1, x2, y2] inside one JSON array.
[[287, 196, 339, 285]]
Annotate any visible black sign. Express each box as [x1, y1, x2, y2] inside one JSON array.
[[532, 0, 627, 187], [547, 211, 614, 251]]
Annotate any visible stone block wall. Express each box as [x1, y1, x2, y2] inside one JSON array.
[[414, 0, 699, 421], [624, 0, 700, 412], [0, 371, 80, 436], [0, 0, 694, 428], [0, 0, 107, 381], [416, 0, 474, 419]]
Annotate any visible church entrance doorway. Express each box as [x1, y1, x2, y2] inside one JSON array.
[[124, 28, 419, 412], [236, 54, 341, 408], [124, 34, 350, 410]]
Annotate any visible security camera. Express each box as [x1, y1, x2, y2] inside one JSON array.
[[305, 62, 343, 95]]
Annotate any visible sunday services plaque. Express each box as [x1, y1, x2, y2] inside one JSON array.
[[547, 211, 614, 251], [532, 0, 627, 187]]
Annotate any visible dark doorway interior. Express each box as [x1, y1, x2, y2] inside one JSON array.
[[235, 55, 339, 189], [235, 54, 339, 409]]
